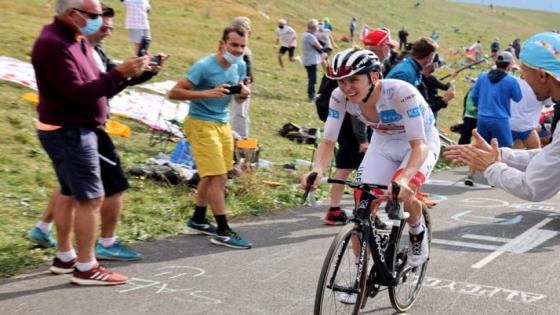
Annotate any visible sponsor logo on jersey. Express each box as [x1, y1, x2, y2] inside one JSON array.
[[400, 93, 415, 103], [407, 107, 421, 118], [379, 109, 402, 124], [328, 108, 340, 119]]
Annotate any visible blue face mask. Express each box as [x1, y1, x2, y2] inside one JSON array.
[[79, 15, 102, 36], [223, 51, 243, 65]]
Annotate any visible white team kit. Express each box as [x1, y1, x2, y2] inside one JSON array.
[[276, 26, 297, 47], [323, 79, 440, 186]]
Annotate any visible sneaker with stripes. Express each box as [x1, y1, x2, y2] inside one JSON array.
[[71, 264, 128, 286], [50, 257, 77, 274]]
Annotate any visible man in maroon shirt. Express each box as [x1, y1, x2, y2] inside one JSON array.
[[32, 0, 148, 285]]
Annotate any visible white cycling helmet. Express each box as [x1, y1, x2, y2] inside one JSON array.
[[327, 48, 382, 80]]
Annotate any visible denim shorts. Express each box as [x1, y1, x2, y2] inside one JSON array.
[[38, 127, 103, 201]]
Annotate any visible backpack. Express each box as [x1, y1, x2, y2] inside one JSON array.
[[315, 75, 338, 122]]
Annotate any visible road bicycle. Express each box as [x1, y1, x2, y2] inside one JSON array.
[[310, 176, 432, 314]]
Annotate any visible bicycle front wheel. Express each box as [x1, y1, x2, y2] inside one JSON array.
[[388, 205, 432, 313], [314, 224, 369, 315]]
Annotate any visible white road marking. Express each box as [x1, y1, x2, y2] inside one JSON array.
[[432, 239, 500, 250], [461, 234, 511, 243], [452, 210, 522, 225], [424, 276, 546, 304], [472, 218, 555, 269]]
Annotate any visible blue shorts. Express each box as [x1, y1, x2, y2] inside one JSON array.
[[38, 127, 103, 201], [477, 117, 513, 148], [512, 129, 532, 141]]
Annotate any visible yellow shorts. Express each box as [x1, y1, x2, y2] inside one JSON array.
[[184, 117, 233, 177]]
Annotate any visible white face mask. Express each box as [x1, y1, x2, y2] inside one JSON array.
[[223, 51, 243, 64]]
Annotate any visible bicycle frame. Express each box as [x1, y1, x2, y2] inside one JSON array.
[[326, 180, 407, 292]]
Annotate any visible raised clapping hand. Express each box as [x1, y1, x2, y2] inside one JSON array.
[[443, 129, 501, 172]]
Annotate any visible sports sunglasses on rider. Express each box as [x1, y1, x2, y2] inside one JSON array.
[[326, 66, 354, 78]]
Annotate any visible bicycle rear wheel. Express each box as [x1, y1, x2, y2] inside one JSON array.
[[388, 205, 432, 312], [314, 224, 369, 315]]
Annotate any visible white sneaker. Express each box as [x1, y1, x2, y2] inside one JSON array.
[[294, 55, 302, 64], [408, 228, 429, 267], [339, 292, 357, 304]]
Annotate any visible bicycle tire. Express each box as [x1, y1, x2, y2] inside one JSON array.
[[314, 224, 369, 315], [388, 205, 432, 312]]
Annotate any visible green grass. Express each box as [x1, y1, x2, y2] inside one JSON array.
[[0, 0, 557, 277]]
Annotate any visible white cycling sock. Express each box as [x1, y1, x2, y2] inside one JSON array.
[[99, 236, 117, 248], [409, 217, 424, 235], [56, 249, 77, 262], [36, 221, 53, 233], [76, 260, 97, 272]]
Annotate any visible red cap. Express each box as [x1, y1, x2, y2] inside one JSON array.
[[361, 28, 398, 48]]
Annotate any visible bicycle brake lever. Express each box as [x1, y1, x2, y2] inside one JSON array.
[[302, 172, 318, 206]]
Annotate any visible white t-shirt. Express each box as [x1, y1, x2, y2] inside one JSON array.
[[509, 77, 554, 131], [276, 26, 297, 47], [123, 0, 150, 30], [323, 79, 439, 151], [317, 28, 332, 49]]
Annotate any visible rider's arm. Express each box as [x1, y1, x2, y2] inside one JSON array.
[[395, 139, 429, 184]]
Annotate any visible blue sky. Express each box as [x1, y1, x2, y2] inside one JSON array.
[[450, 0, 560, 13]]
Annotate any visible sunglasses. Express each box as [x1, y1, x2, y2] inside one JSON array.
[[73, 8, 101, 20], [326, 66, 354, 78]]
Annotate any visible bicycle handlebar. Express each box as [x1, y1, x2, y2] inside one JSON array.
[[326, 178, 388, 190]]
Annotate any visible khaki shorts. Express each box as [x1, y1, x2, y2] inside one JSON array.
[[184, 117, 233, 177]]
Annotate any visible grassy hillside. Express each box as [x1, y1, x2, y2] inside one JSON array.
[[0, 0, 558, 276]]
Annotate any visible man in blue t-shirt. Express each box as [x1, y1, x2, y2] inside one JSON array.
[[471, 51, 522, 147], [169, 25, 251, 249], [386, 37, 438, 88]]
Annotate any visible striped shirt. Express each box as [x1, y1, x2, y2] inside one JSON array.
[[123, 0, 150, 30]]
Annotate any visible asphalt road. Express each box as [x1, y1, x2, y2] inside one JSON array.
[[1, 167, 559, 314]]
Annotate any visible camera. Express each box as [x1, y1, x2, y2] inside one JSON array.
[[226, 84, 242, 95], [137, 36, 151, 57]]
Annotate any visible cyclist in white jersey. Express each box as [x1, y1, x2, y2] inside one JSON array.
[[301, 48, 440, 266]]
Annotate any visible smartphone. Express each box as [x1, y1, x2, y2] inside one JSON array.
[[150, 55, 162, 65], [137, 36, 151, 57], [227, 84, 242, 95]]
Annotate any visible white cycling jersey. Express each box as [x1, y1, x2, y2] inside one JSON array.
[[323, 79, 440, 185]]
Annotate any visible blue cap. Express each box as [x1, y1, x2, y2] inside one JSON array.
[[520, 32, 560, 81]]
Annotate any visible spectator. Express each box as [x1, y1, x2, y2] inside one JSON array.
[[419, 53, 456, 121], [471, 51, 522, 147], [490, 39, 500, 60], [121, 0, 151, 54], [444, 32, 560, 202], [359, 24, 369, 40], [230, 16, 253, 139], [398, 27, 409, 50], [301, 19, 323, 102], [512, 38, 521, 59], [27, 5, 166, 261], [510, 77, 554, 149], [361, 27, 399, 76], [458, 88, 478, 186], [275, 18, 299, 68], [386, 37, 438, 88], [317, 20, 338, 56], [431, 30, 439, 43], [32, 0, 148, 285], [322, 17, 333, 31], [169, 25, 251, 249], [349, 17, 356, 42], [468, 40, 483, 62]]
